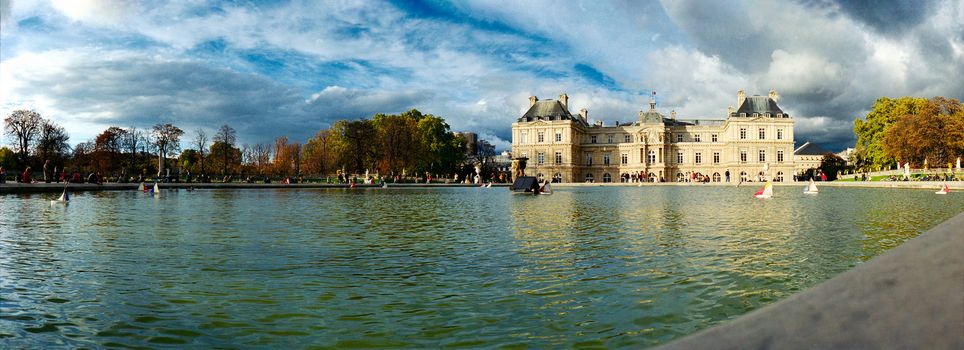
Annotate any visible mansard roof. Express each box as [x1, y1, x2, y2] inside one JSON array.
[[794, 141, 830, 156], [518, 100, 587, 125], [735, 96, 785, 116]]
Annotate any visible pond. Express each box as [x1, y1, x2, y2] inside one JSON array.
[[1, 186, 961, 348]]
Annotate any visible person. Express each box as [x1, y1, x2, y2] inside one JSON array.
[[72, 171, 82, 183], [43, 160, 51, 183], [725, 169, 730, 182], [22, 166, 33, 183]]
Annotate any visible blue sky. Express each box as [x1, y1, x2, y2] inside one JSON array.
[[2, 0, 962, 152]]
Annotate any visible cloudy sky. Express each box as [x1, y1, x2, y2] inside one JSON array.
[[2, 0, 962, 152]]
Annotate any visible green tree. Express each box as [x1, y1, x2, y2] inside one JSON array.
[[819, 152, 848, 181], [373, 112, 419, 175], [0, 146, 16, 170], [330, 119, 377, 173]]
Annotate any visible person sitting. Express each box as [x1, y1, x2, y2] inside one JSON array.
[[72, 171, 82, 183], [22, 166, 32, 183]]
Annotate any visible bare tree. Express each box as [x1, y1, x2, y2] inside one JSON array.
[[151, 123, 184, 177], [193, 128, 209, 174], [4, 109, 43, 165], [35, 120, 71, 163], [122, 126, 144, 176], [214, 124, 236, 175]]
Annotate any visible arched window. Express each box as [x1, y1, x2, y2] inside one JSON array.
[[602, 173, 612, 183], [676, 173, 685, 182], [585, 173, 594, 183], [620, 173, 630, 182], [537, 173, 544, 182], [647, 172, 656, 182], [712, 172, 721, 182], [776, 171, 784, 182], [740, 171, 749, 182], [553, 173, 563, 183]]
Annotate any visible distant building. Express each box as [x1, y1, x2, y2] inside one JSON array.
[[454, 132, 479, 155], [793, 141, 830, 174], [837, 147, 855, 165], [511, 90, 798, 183]]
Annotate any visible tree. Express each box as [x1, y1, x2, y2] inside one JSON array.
[[373, 112, 419, 175], [819, 152, 848, 181], [214, 124, 236, 176], [330, 119, 377, 173], [272, 136, 302, 176], [853, 97, 928, 171], [193, 128, 209, 174], [4, 109, 43, 165], [471, 139, 497, 178], [94, 126, 126, 174], [881, 97, 963, 167], [0, 147, 16, 170], [303, 129, 337, 175], [151, 123, 184, 177], [35, 119, 71, 165], [122, 126, 145, 176]]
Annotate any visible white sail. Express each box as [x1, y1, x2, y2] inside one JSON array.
[[139, 182, 145, 191], [935, 182, 949, 195], [804, 180, 819, 194]]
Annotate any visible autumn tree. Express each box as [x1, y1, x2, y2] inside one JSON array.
[[882, 97, 963, 167], [94, 126, 127, 174], [853, 97, 928, 171], [373, 112, 419, 175], [330, 119, 377, 173], [122, 126, 146, 176], [151, 123, 184, 177], [302, 130, 337, 175], [4, 109, 43, 165], [819, 153, 848, 181]]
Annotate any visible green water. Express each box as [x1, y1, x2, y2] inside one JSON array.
[[1, 186, 961, 348]]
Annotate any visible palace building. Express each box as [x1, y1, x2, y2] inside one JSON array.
[[511, 90, 798, 183]]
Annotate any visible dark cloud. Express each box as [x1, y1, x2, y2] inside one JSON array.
[[827, 0, 934, 35]]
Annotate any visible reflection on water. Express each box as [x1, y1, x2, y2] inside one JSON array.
[[1, 186, 961, 348]]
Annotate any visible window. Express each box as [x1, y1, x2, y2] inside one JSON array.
[[603, 153, 611, 165], [777, 150, 784, 162], [740, 113, 746, 118], [695, 134, 701, 142], [713, 152, 720, 164], [776, 171, 784, 182], [740, 150, 747, 162], [538, 132, 544, 143], [624, 134, 631, 143], [586, 153, 593, 166], [602, 173, 612, 183], [759, 149, 766, 162], [777, 113, 784, 118], [555, 152, 562, 164], [620, 153, 628, 165], [676, 133, 683, 142], [648, 150, 656, 164], [521, 152, 528, 159], [677, 151, 684, 164], [712, 172, 721, 182], [553, 173, 562, 183], [740, 171, 748, 182], [537, 152, 545, 164], [555, 132, 562, 142], [695, 152, 702, 164], [590, 135, 597, 144], [521, 132, 527, 143], [711, 134, 718, 142], [740, 128, 747, 139], [758, 128, 765, 139], [777, 129, 783, 140], [585, 173, 594, 182], [765, 113, 771, 118], [607, 134, 614, 144]]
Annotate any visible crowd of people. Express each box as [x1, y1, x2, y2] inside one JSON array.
[[0, 160, 104, 185]]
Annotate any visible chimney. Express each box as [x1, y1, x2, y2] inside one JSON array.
[[768, 90, 780, 103], [727, 105, 735, 114], [671, 110, 677, 120], [529, 95, 538, 107], [579, 108, 588, 121], [559, 93, 569, 109], [737, 89, 746, 107]]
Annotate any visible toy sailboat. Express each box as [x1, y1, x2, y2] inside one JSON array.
[[803, 179, 819, 194], [150, 183, 161, 196], [139, 182, 146, 192], [935, 182, 950, 195], [754, 181, 773, 199], [51, 184, 70, 204]]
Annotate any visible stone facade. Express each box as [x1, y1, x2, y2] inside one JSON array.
[[511, 91, 798, 183]]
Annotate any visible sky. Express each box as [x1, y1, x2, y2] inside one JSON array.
[[1, 0, 962, 152]]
